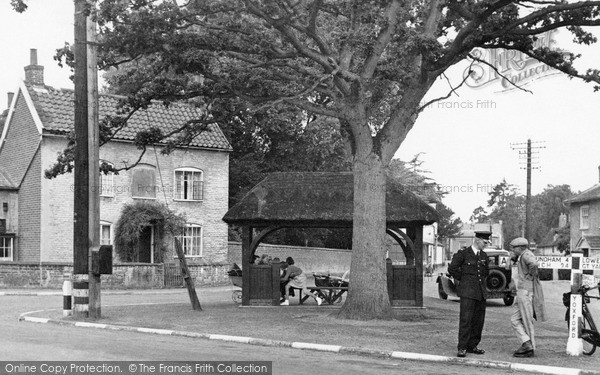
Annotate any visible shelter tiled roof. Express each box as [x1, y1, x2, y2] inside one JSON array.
[[565, 184, 600, 204], [223, 172, 439, 227], [26, 84, 232, 151]]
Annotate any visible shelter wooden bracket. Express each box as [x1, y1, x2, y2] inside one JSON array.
[[249, 225, 285, 260], [386, 226, 415, 265]]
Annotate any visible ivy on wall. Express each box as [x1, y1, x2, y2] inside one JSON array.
[[114, 201, 186, 262]]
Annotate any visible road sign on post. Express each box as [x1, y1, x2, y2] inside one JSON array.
[[566, 254, 584, 356], [533, 253, 598, 356]]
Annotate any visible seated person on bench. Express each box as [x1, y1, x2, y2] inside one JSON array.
[[280, 257, 322, 306], [278, 258, 294, 301]]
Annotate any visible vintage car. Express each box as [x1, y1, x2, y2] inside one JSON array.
[[436, 247, 516, 306]]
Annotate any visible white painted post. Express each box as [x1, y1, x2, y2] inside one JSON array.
[[566, 253, 583, 356], [62, 280, 72, 317]]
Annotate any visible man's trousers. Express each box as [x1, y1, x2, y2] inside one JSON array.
[[458, 297, 487, 350]]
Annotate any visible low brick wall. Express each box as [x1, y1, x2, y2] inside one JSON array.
[[0, 262, 231, 289]]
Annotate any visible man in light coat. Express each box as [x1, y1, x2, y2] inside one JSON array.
[[509, 237, 546, 358]]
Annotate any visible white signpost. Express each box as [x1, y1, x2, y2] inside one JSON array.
[[534, 253, 592, 356]]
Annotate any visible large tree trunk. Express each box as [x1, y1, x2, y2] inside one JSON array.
[[337, 152, 393, 320]]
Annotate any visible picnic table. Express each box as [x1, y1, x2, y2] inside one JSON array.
[[299, 286, 348, 304], [293, 274, 349, 305]]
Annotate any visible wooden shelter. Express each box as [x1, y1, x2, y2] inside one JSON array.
[[223, 172, 439, 307]]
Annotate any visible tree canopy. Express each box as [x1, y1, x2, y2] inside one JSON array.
[[473, 182, 573, 249]]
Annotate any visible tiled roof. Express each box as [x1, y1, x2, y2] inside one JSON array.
[[565, 184, 600, 204], [223, 172, 439, 227], [538, 228, 559, 247], [26, 84, 232, 151], [576, 235, 600, 250], [0, 109, 7, 132], [585, 235, 600, 250], [0, 168, 17, 190]]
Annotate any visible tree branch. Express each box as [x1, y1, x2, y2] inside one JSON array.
[[361, 0, 402, 80], [417, 60, 480, 113], [465, 51, 534, 93]]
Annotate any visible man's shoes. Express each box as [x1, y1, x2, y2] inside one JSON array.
[[467, 347, 485, 354], [513, 340, 534, 357], [280, 300, 289, 306], [513, 350, 534, 358], [457, 349, 467, 358], [315, 296, 322, 306]]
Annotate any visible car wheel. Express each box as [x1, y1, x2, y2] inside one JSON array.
[[503, 295, 514, 306], [486, 269, 507, 291], [438, 282, 448, 300]]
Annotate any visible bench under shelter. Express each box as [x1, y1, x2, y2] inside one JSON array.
[[222, 172, 439, 307]]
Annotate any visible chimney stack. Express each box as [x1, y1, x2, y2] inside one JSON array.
[[24, 49, 44, 86], [558, 213, 568, 228], [7, 93, 14, 109]]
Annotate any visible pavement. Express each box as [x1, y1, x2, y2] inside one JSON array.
[[8, 281, 600, 375]]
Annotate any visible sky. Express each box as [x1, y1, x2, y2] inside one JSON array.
[[1, 0, 600, 222]]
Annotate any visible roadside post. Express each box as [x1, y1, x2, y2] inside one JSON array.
[[529, 253, 599, 356], [566, 253, 583, 356], [62, 280, 72, 317]]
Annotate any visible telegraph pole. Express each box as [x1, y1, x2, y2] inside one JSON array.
[[511, 139, 545, 242], [73, 0, 101, 319]]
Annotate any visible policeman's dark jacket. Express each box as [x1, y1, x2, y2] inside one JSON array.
[[448, 246, 490, 300]]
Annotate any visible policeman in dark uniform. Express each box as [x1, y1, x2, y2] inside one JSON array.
[[448, 231, 490, 357]]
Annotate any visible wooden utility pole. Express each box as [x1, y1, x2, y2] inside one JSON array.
[[73, 0, 101, 319], [511, 139, 545, 243]]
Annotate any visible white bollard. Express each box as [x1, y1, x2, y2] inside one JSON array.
[[62, 280, 73, 317]]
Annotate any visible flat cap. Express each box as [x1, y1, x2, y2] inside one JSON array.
[[510, 237, 529, 247]]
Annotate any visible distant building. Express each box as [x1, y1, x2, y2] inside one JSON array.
[[537, 213, 569, 256], [565, 169, 600, 258], [448, 221, 504, 257]]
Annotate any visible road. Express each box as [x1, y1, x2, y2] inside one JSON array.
[[2, 286, 543, 375]]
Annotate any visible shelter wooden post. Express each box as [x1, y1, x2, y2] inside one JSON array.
[[271, 261, 281, 305], [386, 258, 393, 301], [408, 225, 424, 307], [242, 226, 252, 305]]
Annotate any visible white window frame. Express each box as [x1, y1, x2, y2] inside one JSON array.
[[580, 205, 590, 229], [0, 236, 14, 261], [178, 224, 203, 257], [174, 168, 203, 201], [100, 160, 115, 197], [100, 221, 112, 245]]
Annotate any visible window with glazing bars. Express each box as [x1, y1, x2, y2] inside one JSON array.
[[174, 169, 203, 201]]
